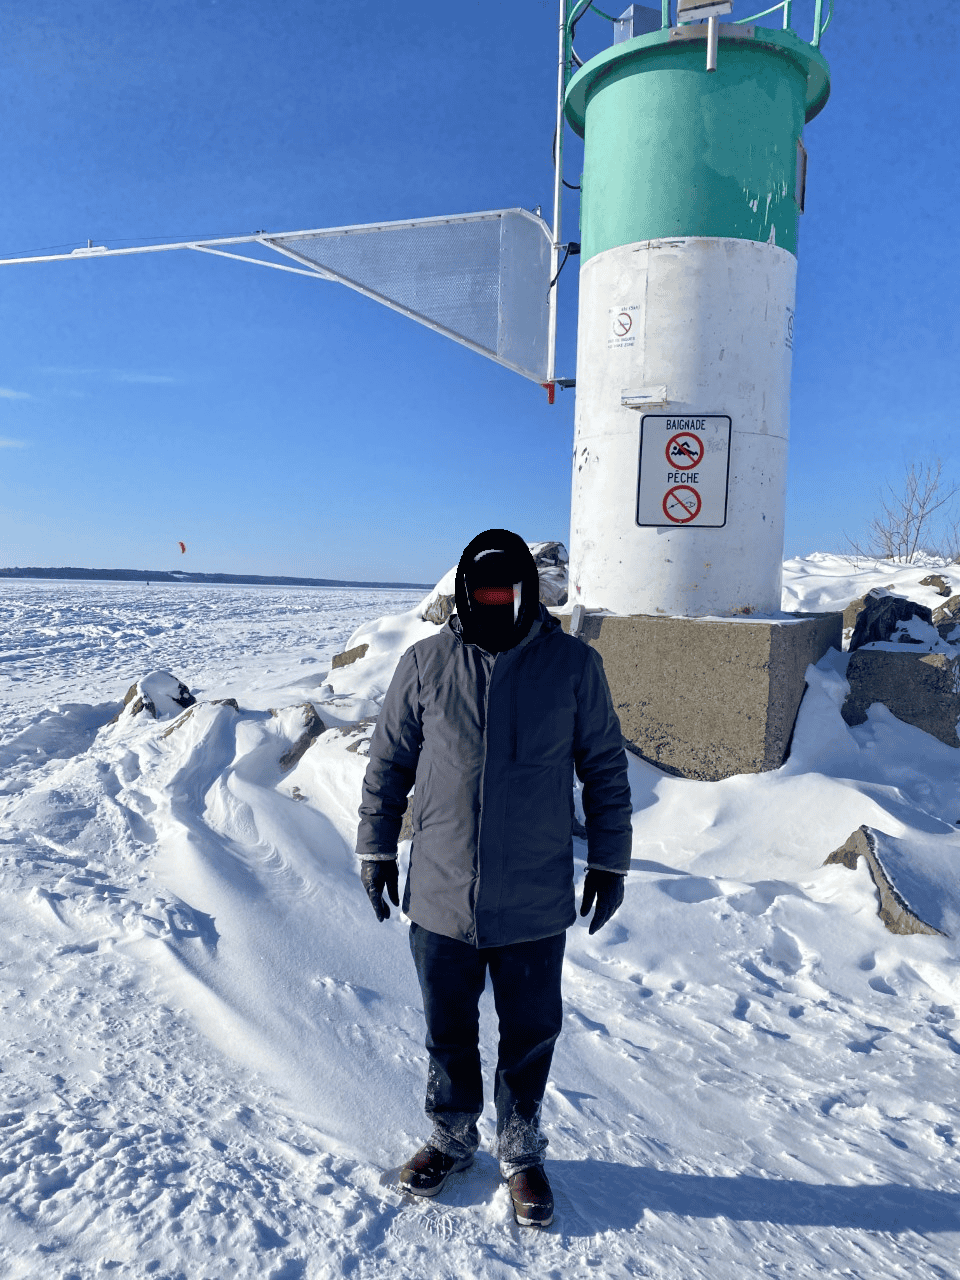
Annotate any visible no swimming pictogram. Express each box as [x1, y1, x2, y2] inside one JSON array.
[[662, 485, 702, 524], [665, 432, 704, 470]]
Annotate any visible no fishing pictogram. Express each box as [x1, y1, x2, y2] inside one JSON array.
[[665, 432, 704, 470], [662, 485, 702, 524]]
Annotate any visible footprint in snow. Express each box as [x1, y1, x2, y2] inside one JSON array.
[[868, 975, 897, 996], [30, 863, 219, 956]]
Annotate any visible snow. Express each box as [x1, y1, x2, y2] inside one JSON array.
[[781, 551, 960, 620], [1, 559, 960, 1278]]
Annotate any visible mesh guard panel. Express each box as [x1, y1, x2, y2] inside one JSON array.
[[273, 210, 551, 383]]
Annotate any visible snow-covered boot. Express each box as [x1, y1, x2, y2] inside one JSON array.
[[398, 1145, 473, 1197], [507, 1164, 554, 1227]]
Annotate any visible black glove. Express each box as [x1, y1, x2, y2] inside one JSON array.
[[579, 869, 625, 935], [361, 859, 400, 922]]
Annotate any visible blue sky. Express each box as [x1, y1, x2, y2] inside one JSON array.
[[0, 0, 957, 583]]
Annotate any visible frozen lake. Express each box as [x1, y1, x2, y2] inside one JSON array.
[[0, 579, 425, 728]]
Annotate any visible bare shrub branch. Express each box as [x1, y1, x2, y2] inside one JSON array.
[[846, 459, 960, 563]]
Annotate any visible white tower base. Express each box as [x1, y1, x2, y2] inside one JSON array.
[[570, 237, 797, 617]]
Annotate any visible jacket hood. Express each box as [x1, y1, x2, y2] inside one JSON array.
[[454, 529, 541, 654]]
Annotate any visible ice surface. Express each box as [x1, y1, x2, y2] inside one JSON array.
[[1, 562, 960, 1277]]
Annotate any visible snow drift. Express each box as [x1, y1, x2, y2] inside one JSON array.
[[1, 558, 960, 1278]]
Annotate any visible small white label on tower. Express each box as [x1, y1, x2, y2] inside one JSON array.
[[622, 386, 668, 407], [636, 415, 731, 528]]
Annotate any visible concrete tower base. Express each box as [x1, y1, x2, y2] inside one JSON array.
[[560, 612, 842, 781]]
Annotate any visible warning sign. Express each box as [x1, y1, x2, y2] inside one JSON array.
[[662, 485, 702, 524], [607, 302, 640, 350], [636, 415, 731, 528]]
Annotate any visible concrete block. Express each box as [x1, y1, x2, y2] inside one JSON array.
[[842, 649, 960, 747], [560, 611, 842, 781]]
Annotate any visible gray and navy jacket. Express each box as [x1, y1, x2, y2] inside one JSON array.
[[356, 605, 632, 947]]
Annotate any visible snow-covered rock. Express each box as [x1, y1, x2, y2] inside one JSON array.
[[826, 825, 960, 937], [116, 670, 196, 721], [848, 589, 933, 652]]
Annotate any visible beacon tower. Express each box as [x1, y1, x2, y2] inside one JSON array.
[[563, 4, 831, 617]]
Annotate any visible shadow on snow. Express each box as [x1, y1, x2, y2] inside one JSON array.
[[550, 1161, 960, 1236]]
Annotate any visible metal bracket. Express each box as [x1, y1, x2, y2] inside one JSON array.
[[672, 0, 736, 69]]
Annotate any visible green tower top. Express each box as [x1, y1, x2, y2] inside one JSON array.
[[563, 7, 832, 261]]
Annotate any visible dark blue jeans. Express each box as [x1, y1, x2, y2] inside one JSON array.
[[409, 921, 566, 1177]]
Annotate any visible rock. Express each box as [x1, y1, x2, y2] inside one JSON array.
[[114, 685, 140, 721], [162, 697, 239, 739], [920, 574, 952, 597], [531, 541, 569, 608], [161, 706, 198, 738], [331, 719, 414, 837], [160, 697, 239, 740], [933, 594, 960, 625], [342, 719, 377, 755], [538, 578, 568, 608], [824, 826, 944, 936], [842, 649, 960, 746], [113, 671, 196, 722], [324, 718, 375, 744], [276, 703, 327, 771], [331, 643, 369, 669], [848, 589, 933, 652], [842, 592, 871, 638], [530, 541, 567, 569], [422, 594, 456, 626]]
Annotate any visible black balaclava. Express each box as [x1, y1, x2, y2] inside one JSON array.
[[454, 529, 540, 654]]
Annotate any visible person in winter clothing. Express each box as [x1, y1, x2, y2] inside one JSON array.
[[358, 529, 632, 1227]]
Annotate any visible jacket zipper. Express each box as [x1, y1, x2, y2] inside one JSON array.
[[473, 651, 496, 946], [510, 649, 519, 762]]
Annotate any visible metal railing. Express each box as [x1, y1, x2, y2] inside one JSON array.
[[732, 0, 834, 45], [564, 0, 833, 69]]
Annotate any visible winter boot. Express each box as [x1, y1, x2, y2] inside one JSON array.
[[398, 1145, 473, 1197], [507, 1164, 554, 1227]]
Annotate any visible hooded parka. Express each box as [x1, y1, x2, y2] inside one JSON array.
[[356, 599, 633, 948]]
